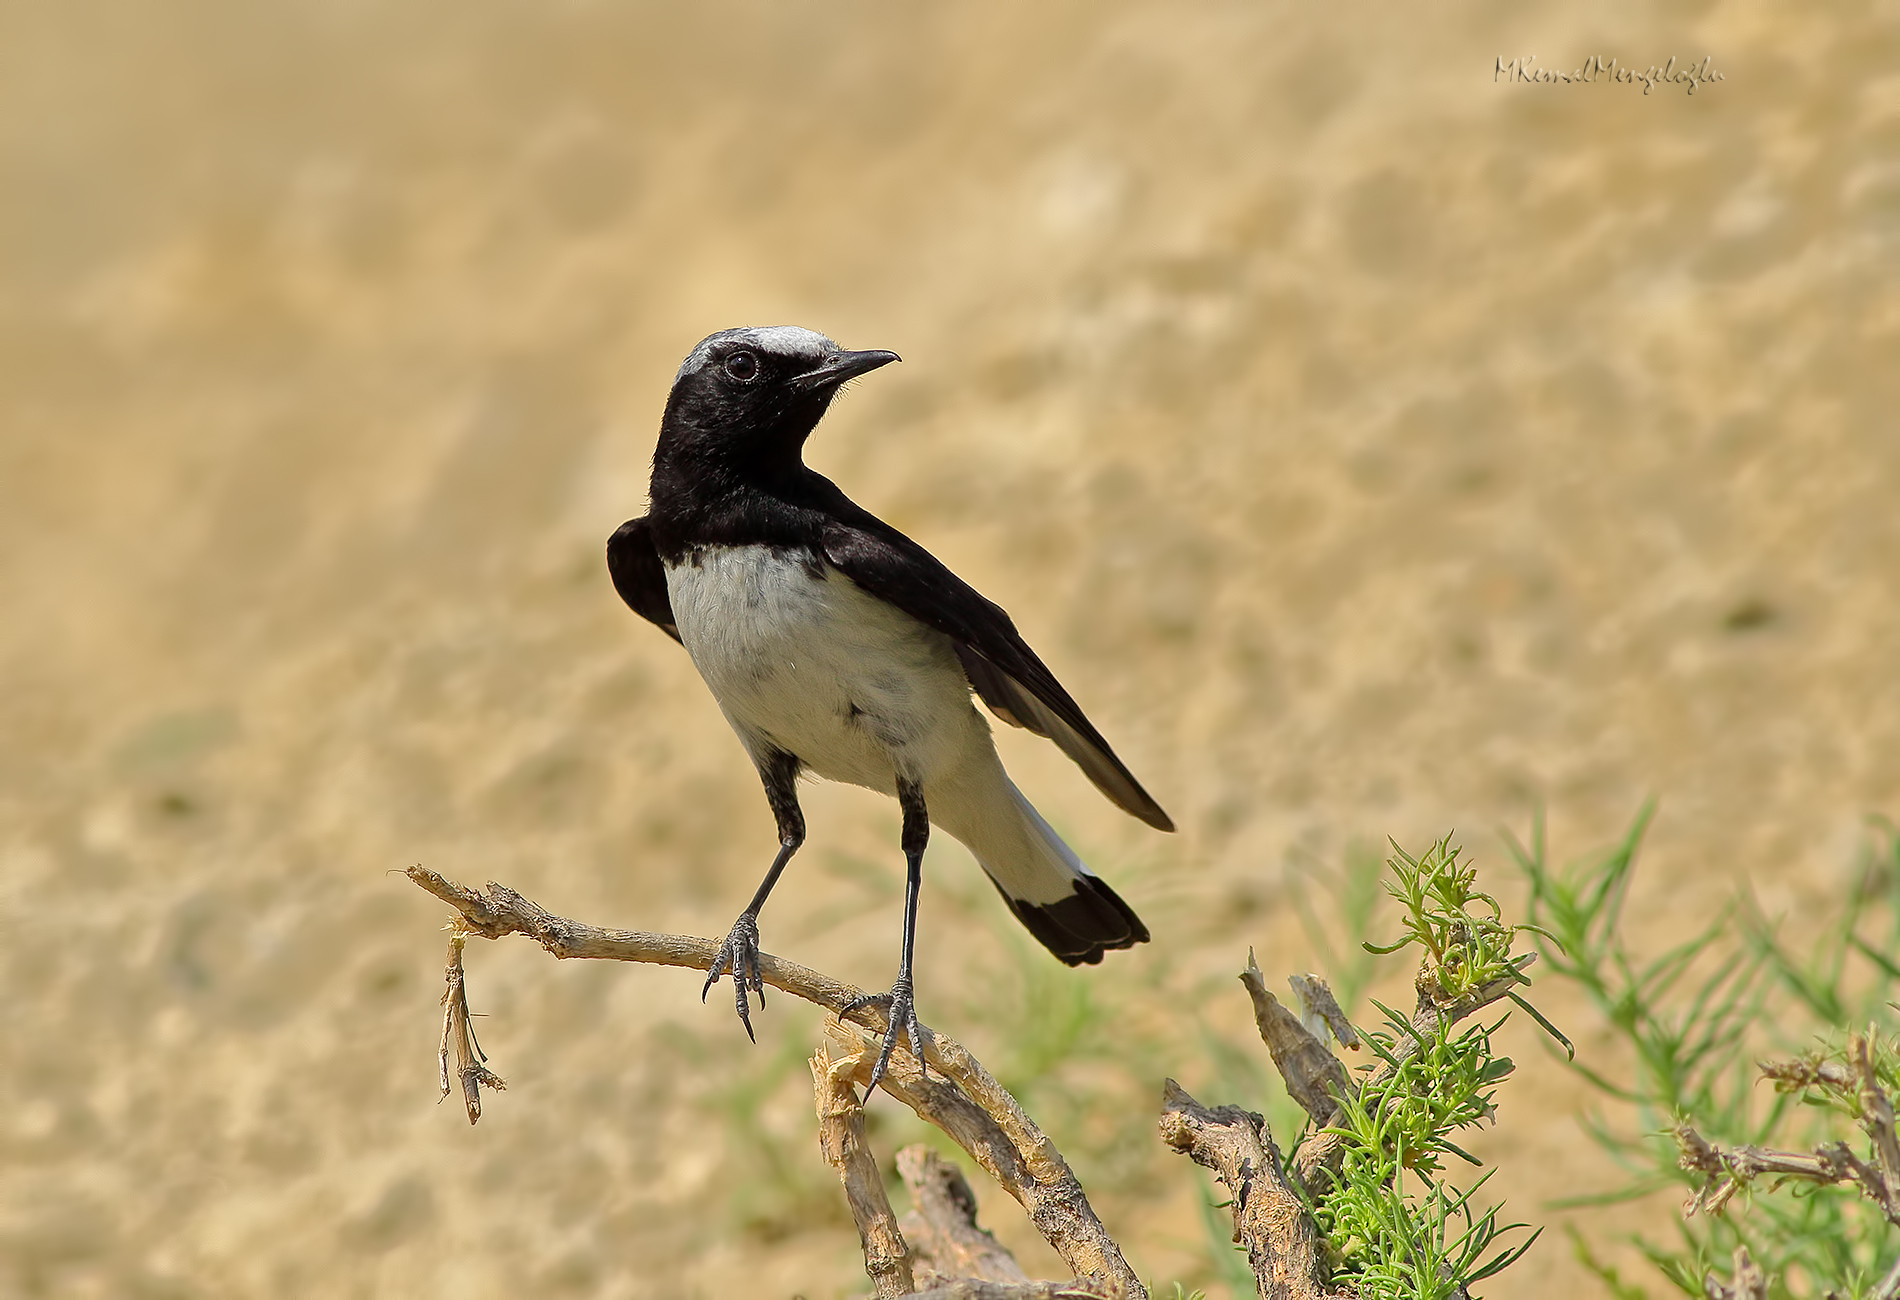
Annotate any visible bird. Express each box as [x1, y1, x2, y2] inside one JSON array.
[[607, 325, 1173, 1091]]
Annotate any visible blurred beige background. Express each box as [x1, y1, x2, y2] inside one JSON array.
[[2, 1, 1895, 1296]]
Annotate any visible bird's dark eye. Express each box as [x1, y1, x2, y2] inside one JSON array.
[[723, 350, 759, 382]]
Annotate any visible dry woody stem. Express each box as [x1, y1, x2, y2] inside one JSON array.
[[1676, 1030, 1900, 1233], [898, 1144, 1035, 1287], [413, 857, 1555, 1297], [407, 865, 1133, 1298], [413, 860, 1545, 1296], [1157, 1079, 1342, 1300], [812, 1037, 915, 1299], [1240, 957, 1354, 1129], [437, 925, 505, 1123], [1158, 938, 1535, 1295]]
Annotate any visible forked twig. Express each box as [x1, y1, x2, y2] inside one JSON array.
[[438, 925, 505, 1123], [1676, 1031, 1900, 1230], [408, 865, 869, 1013], [1239, 958, 1352, 1129], [821, 1019, 1131, 1295], [812, 1037, 915, 1298], [408, 865, 1139, 1298]]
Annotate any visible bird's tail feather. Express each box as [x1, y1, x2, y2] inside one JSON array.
[[977, 782, 1149, 967]]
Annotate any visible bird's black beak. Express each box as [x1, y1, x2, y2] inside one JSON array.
[[791, 348, 901, 392]]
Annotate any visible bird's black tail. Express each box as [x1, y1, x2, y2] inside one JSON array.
[[992, 872, 1149, 966], [976, 782, 1149, 966]]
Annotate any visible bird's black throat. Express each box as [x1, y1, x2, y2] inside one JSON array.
[[646, 336, 875, 564]]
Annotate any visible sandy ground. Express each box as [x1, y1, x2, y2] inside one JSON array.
[[2, 2, 1896, 1296]]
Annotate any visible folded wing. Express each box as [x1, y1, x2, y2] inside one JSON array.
[[607, 516, 682, 643], [821, 518, 1173, 832]]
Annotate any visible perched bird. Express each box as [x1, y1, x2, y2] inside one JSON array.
[[608, 326, 1173, 1089]]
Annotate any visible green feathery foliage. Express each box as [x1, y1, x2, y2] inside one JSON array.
[[1515, 807, 1900, 1298], [1301, 835, 1551, 1298]]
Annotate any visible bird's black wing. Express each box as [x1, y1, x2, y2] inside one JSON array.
[[820, 518, 1174, 832], [607, 516, 682, 643]]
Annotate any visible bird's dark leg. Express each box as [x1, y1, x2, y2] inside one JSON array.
[[844, 776, 932, 1094], [704, 749, 804, 1042]]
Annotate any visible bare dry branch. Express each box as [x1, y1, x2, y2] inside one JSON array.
[[1673, 1122, 1895, 1224], [408, 865, 875, 1018], [1286, 973, 1361, 1052], [811, 1038, 915, 1298], [1855, 1031, 1900, 1214], [1240, 956, 1350, 1128], [898, 1145, 1031, 1287], [438, 926, 504, 1123], [1157, 1079, 1341, 1300], [1759, 1055, 1854, 1092], [408, 866, 1141, 1298], [824, 1021, 1142, 1298], [1677, 1031, 1900, 1232], [1678, 1031, 1900, 1235]]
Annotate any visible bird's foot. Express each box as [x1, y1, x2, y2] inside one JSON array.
[[703, 913, 765, 1041], [841, 976, 931, 1095]]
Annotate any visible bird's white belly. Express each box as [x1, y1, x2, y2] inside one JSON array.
[[664, 545, 988, 793]]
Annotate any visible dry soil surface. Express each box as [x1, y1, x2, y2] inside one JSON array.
[[2, 2, 1896, 1297]]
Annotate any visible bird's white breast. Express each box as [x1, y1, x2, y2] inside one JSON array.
[[663, 545, 986, 793]]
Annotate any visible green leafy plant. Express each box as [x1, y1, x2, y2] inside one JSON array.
[[1513, 807, 1900, 1298], [1292, 835, 1551, 1298], [1363, 835, 1549, 1003]]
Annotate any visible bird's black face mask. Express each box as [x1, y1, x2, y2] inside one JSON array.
[[657, 327, 900, 480]]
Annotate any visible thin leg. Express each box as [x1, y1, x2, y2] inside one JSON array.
[[844, 777, 932, 1095], [705, 749, 804, 1041]]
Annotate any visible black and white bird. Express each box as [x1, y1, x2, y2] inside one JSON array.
[[608, 326, 1173, 1089]]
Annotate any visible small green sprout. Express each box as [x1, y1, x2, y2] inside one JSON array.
[[1364, 834, 1553, 1007]]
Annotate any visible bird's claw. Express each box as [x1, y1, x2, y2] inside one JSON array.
[[703, 913, 765, 1041], [841, 977, 930, 1095]]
